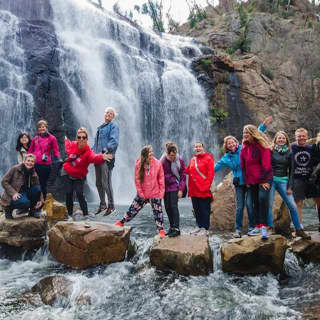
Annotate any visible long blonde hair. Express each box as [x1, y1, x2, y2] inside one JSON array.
[[243, 124, 270, 148], [272, 131, 290, 150], [139, 145, 152, 183]]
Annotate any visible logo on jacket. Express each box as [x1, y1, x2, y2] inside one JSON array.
[[294, 151, 310, 167]]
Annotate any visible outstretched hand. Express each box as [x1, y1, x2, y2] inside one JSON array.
[[263, 116, 273, 126]]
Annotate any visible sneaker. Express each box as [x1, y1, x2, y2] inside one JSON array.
[[248, 227, 260, 236], [261, 226, 269, 240], [158, 229, 165, 238], [198, 228, 209, 236], [233, 230, 242, 238], [165, 228, 172, 236], [14, 208, 28, 216], [4, 207, 13, 220], [168, 228, 180, 238], [95, 204, 107, 215], [103, 206, 116, 217], [190, 228, 201, 235], [114, 220, 124, 227], [296, 229, 311, 240]]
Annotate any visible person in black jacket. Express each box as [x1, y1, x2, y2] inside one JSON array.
[[312, 132, 320, 231], [268, 131, 310, 239]]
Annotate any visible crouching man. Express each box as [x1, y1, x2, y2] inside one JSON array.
[[1, 154, 42, 219]]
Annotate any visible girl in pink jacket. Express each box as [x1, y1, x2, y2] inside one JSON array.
[[115, 145, 166, 238]]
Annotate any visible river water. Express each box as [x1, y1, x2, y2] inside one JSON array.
[[0, 203, 319, 320]]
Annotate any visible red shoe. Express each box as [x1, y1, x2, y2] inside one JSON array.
[[114, 220, 124, 227], [158, 229, 165, 238]]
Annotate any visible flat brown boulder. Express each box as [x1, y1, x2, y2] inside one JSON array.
[[0, 215, 46, 249], [48, 221, 131, 269], [290, 232, 320, 264], [150, 235, 213, 276], [221, 234, 288, 275]]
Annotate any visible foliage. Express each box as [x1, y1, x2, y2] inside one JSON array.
[[261, 66, 274, 80], [200, 58, 212, 72], [209, 105, 228, 125], [140, 0, 165, 33], [187, 2, 207, 29], [279, 8, 296, 19]]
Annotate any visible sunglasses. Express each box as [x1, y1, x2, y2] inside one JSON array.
[[77, 136, 87, 140]]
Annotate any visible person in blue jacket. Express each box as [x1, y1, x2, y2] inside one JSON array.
[[93, 107, 120, 216], [214, 117, 272, 238]]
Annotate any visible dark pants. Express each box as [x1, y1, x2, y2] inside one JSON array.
[[11, 185, 41, 210], [65, 175, 88, 216], [95, 162, 114, 207], [164, 191, 180, 230], [191, 197, 211, 230], [35, 164, 51, 200], [250, 184, 270, 226]]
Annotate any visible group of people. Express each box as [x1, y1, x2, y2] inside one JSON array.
[[1, 108, 320, 241]]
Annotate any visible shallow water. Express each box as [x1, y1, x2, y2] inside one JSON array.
[[0, 203, 319, 320]]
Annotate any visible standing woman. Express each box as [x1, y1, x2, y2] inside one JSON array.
[[160, 142, 186, 237], [185, 142, 214, 235], [268, 131, 310, 239], [241, 125, 273, 240], [16, 132, 32, 163], [63, 127, 110, 219], [115, 145, 166, 238], [28, 120, 60, 200], [312, 131, 320, 231]]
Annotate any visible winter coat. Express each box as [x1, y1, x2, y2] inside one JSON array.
[[134, 156, 165, 199], [161, 156, 186, 192], [92, 121, 120, 155], [0, 163, 40, 206], [185, 153, 214, 199], [241, 140, 273, 185], [312, 141, 320, 166], [271, 149, 293, 189], [29, 133, 60, 165], [63, 139, 104, 179], [214, 123, 266, 186]]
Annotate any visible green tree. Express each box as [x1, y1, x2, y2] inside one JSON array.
[[141, 0, 165, 33]]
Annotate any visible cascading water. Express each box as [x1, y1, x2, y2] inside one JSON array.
[[50, 0, 216, 203], [0, 10, 34, 179]]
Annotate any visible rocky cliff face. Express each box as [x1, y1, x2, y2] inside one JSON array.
[[177, 2, 320, 145]]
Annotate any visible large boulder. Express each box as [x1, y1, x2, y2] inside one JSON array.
[[150, 235, 213, 276], [0, 214, 46, 249], [43, 193, 67, 228], [221, 234, 288, 275], [290, 232, 320, 264], [48, 222, 132, 269], [272, 193, 291, 238]]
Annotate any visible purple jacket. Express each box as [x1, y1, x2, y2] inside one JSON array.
[[161, 156, 186, 192]]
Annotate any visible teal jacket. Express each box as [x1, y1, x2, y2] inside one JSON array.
[[214, 123, 266, 186]]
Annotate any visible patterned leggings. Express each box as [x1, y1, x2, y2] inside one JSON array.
[[121, 195, 164, 230]]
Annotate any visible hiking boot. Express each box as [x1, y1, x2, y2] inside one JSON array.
[[114, 220, 124, 227], [261, 226, 269, 240], [168, 228, 180, 238], [233, 230, 242, 238], [103, 206, 116, 217], [13, 208, 29, 216], [190, 228, 201, 235], [248, 227, 260, 236], [198, 228, 209, 236], [4, 207, 13, 220], [158, 229, 165, 238], [296, 229, 311, 240], [95, 204, 107, 215], [165, 228, 172, 236]]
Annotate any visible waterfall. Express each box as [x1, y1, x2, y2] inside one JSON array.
[[50, 0, 216, 204], [0, 10, 34, 178]]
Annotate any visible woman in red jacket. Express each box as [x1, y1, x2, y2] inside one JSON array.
[[115, 145, 166, 238], [241, 125, 273, 240], [63, 127, 109, 219], [185, 142, 214, 235]]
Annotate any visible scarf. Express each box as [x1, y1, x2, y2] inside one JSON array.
[[160, 153, 181, 181], [274, 144, 289, 154]]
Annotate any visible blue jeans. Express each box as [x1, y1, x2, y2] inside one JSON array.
[[235, 186, 254, 231], [11, 185, 41, 210], [268, 180, 302, 229]]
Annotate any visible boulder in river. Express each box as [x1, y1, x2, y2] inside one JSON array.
[[150, 235, 213, 276], [48, 221, 132, 269], [290, 232, 320, 264], [221, 234, 288, 275], [0, 214, 46, 250]]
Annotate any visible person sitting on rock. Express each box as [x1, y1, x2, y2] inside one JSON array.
[[114, 145, 166, 238], [268, 131, 310, 239], [63, 127, 111, 220], [16, 132, 31, 164], [214, 116, 271, 238], [160, 142, 186, 237], [1, 154, 42, 219]]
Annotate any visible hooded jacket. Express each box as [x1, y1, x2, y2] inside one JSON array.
[[185, 153, 214, 198], [134, 156, 165, 199], [161, 156, 186, 192], [63, 139, 104, 179]]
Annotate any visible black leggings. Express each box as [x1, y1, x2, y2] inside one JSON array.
[[35, 164, 51, 200], [65, 175, 88, 216]]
